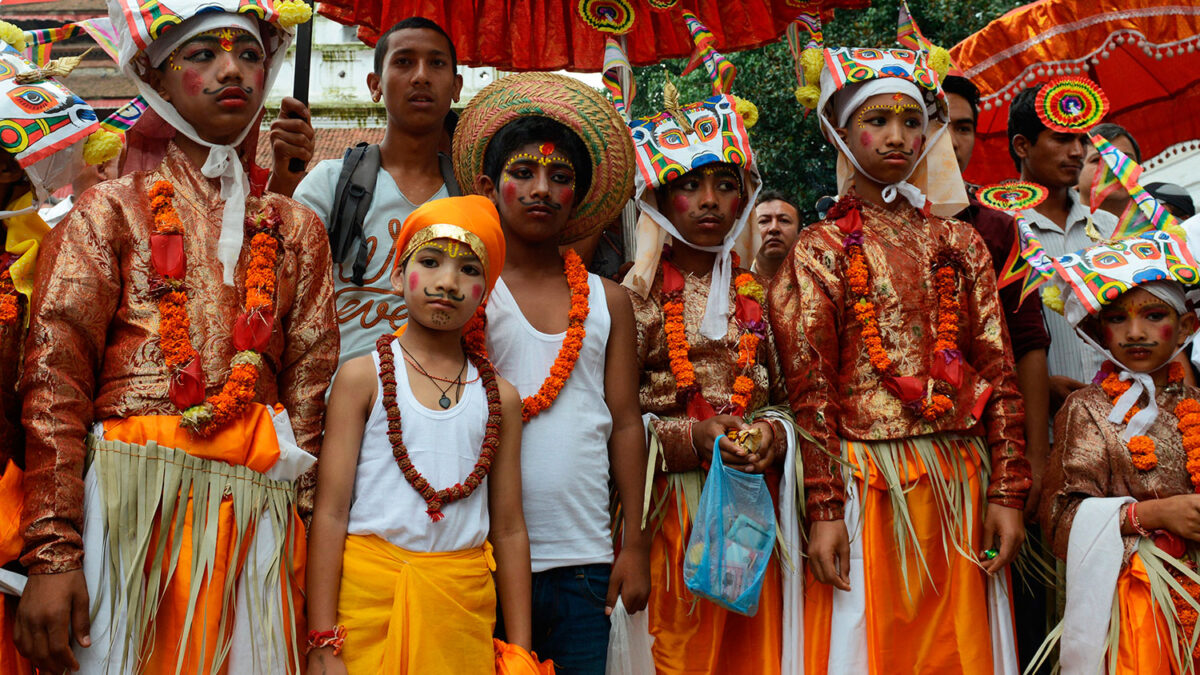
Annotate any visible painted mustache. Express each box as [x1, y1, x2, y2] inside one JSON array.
[[203, 84, 254, 96], [518, 197, 562, 211], [424, 288, 466, 303], [1119, 342, 1158, 349], [876, 148, 914, 157]]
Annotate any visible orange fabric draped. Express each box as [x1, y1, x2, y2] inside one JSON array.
[[805, 438, 996, 674], [100, 406, 305, 675], [1115, 554, 1183, 674], [494, 639, 557, 675], [0, 461, 31, 675], [647, 476, 783, 675]]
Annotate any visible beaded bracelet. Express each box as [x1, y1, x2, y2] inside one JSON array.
[[1129, 502, 1153, 538], [307, 625, 347, 655]]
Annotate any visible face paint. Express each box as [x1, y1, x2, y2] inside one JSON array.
[[182, 69, 203, 97], [409, 272, 419, 292], [471, 284, 482, 300], [859, 131, 873, 148], [672, 194, 691, 215], [539, 142, 555, 156], [912, 135, 924, 154]]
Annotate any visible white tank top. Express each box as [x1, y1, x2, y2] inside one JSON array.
[[487, 274, 614, 572], [345, 340, 490, 552]]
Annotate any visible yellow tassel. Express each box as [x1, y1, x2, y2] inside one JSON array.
[[0, 21, 26, 51], [794, 84, 821, 110], [929, 45, 952, 81], [801, 47, 824, 87], [733, 96, 758, 129], [82, 130, 122, 166], [1041, 286, 1065, 314], [276, 0, 314, 29]]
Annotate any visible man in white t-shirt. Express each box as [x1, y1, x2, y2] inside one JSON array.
[[1008, 83, 1118, 411], [294, 17, 462, 363]]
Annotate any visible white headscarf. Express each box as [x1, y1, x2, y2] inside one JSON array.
[[111, 4, 290, 286]]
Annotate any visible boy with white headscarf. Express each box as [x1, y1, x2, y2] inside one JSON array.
[[14, 1, 336, 673], [772, 46, 1029, 673]]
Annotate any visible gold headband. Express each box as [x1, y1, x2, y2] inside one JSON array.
[[399, 223, 490, 277]]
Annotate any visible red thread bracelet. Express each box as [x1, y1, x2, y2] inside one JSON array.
[[1129, 502, 1152, 538], [307, 625, 347, 655]]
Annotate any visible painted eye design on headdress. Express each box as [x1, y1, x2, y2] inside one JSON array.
[[9, 86, 58, 114], [693, 116, 718, 142], [1130, 242, 1161, 260], [659, 128, 689, 149], [1092, 252, 1128, 269]]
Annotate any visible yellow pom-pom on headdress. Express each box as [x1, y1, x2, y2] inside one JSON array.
[[1041, 285, 1065, 315], [794, 84, 821, 110], [0, 20, 27, 52], [732, 96, 758, 129], [276, 0, 313, 29], [800, 48, 824, 87], [82, 129, 122, 166], [929, 45, 951, 81]]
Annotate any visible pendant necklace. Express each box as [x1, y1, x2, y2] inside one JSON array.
[[398, 342, 467, 409]]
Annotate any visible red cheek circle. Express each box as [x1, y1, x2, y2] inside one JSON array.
[[501, 180, 519, 206], [1101, 325, 1115, 347], [559, 186, 574, 206], [254, 69, 265, 89], [408, 272, 419, 292], [1160, 324, 1177, 342], [729, 196, 742, 215], [672, 195, 691, 215], [912, 135, 924, 154], [182, 69, 203, 97], [859, 131, 873, 148], [471, 284, 482, 300]]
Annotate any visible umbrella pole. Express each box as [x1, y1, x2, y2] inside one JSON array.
[[289, 1, 313, 173]]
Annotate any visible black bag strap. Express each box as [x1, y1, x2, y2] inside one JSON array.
[[328, 142, 381, 286], [439, 152, 461, 197]]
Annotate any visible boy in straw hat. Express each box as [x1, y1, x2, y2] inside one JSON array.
[[305, 195, 543, 674], [14, 1, 336, 673], [0, 20, 120, 675], [617, 11, 804, 674], [453, 71, 651, 674], [774, 44, 1029, 673]]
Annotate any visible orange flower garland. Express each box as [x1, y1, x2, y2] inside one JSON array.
[[1100, 362, 1189, 471], [837, 198, 959, 421], [1169, 566, 1200, 663], [1176, 396, 1200, 491], [660, 251, 766, 418], [521, 249, 588, 422], [0, 267, 19, 326], [148, 179, 282, 435]]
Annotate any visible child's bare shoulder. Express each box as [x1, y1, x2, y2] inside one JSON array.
[[333, 354, 378, 393]]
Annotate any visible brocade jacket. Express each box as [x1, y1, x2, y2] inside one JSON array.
[[769, 196, 1030, 522], [1041, 384, 1197, 564], [629, 260, 788, 474], [19, 143, 338, 574]]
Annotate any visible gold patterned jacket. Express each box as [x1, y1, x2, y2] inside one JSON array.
[[1041, 384, 1196, 564], [629, 260, 788, 473], [769, 196, 1030, 522], [19, 143, 338, 574]]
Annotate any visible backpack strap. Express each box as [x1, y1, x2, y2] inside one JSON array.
[[328, 143, 381, 286], [439, 152, 462, 197]]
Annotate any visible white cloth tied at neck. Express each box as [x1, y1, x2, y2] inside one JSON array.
[[645, 206, 741, 340], [201, 145, 250, 286], [1107, 369, 1158, 441]]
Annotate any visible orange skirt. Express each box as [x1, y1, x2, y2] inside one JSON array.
[[0, 460, 31, 675], [1114, 553, 1187, 674], [805, 438, 997, 674], [647, 477, 783, 675], [97, 406, 306, 675]]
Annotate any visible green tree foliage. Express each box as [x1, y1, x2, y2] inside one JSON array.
[[629, 0, 1024, 222]]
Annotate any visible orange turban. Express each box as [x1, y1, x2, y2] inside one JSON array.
[[394, 195, 506, 297]]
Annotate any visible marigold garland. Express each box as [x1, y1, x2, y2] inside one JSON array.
[[0, 267, 20, 326], [1168, 565, 1200, 663], [1101, 362, 1191, 473], [661, 253, 766, 417], [521, 249, 588, 422], [839, 199, 959, 421], [149, 179, 281, 435], [1176, 396, 1200, 492], [377, 333, 501, 522]]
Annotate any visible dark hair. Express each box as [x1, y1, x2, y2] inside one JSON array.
[[444, 108, 459, 138], [757, 190, 798, 212], [373, 17, 457, 75], [942, 75, 980, 121], [1089, 122, 1141, 163], [1007, 84, 1047, 172], [481, 117, 592, 202]]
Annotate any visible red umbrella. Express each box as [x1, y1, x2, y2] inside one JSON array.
[[315, 0, 867, 72], [950, 0, 1200, 186]]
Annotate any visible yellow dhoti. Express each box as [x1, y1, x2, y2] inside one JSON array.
[[806, 436, 1009, 674], [1115, 554, 1186, 674], [647, 475, 783, 675], [336, 534, 497, 674]]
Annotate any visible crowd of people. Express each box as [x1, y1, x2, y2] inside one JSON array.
[[1, 2, 1199, 674]]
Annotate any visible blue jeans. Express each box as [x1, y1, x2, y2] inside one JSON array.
[[529, 564, 612, 675]]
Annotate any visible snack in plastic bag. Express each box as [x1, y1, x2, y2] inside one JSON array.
[[605, 597, 655, 675], [683, 436, 777, 615]]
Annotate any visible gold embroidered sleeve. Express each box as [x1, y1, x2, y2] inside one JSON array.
[[769, 238, 845, 521], [19, 190, 122, 574], [275, 204, 338, 520], [962, 231, 1031, 508]]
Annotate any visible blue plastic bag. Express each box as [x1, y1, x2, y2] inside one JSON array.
[[683, 436, 777, 616]]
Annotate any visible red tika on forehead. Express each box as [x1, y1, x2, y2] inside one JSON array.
[[538, 143, 555, 156]]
